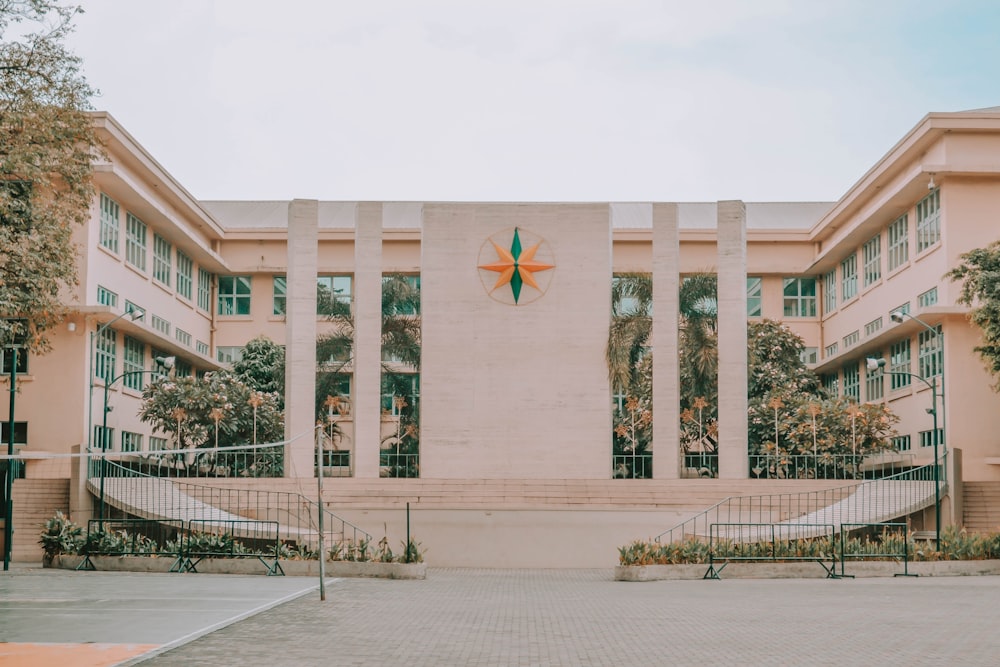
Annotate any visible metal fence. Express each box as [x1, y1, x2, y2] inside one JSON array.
[[656, 453, 946, 546], [704, 522, 839, 579], [176, 519, 283, 575], [88, 459, 371, 556], [613, 453, 652, 479], [380, 452, 419, 478]]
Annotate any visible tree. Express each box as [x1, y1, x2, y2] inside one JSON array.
[[232, 335, 285, 399], [948, 241, 1000, 390], [139, 370, 284, 476], [0, 1, 98, 352]]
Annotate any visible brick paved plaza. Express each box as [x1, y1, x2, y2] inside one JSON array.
[[3, 567, 999, 666]]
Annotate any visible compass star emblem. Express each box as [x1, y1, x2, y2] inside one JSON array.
[[477, 227, 555, 305]]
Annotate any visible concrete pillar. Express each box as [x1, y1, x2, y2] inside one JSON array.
[[652, 203, 681, 479], [716, 200, 749, 479], [284, 200, 318, 478], [353, 204, 383, 478]]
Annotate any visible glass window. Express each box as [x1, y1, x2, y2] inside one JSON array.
[[122, 336, 145, 390], [95, 327, 117, 383], [97, 285, 118, 308], [918, 287, 938, 308], [825, 342, 838, 358], [93, 425, 114, 451], [612, 274, 652, 316], [864, 317, 882, 338], [916, 189, 941, 252], [862, 234, 881, 287], [381, 374, 420, 415], [841, 254, 857, 301], [843, 363, 860, 401], [175, 328, 192, 347], [125, 301, 145, 322], [218, 276, 252, 315], [273, 276, 286, 316], [842, 331, 859, 348], [887, 214, 909, 271], [918, 325, 943, 379], [152, 315, 170, 336], [316, 275, 353, 316], [782, 278, 816, 317], [125, 213, 147, 271], [0, 348, 28, 375], [889, 339, 911, 390], [153, 234, 172, 286], [383, 275, 420, 316], [176, 251, 193, 300], [799, 348, 818, 365], [822, 373, 839, 397], [919, 429, 944, 449], [217, 346, 244, 365], [823, 270, 836, 315], [866, 351, 884, 401], [196, 340, 209, 355], [746, 277, 762, 317], [892, 435, 911, 451], [121, 431, 143, 453], [198, 268, 213, 312], [99, 193, 119, 253]]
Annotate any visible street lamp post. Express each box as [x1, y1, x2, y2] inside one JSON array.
[[88, 308, 145, 458], [867, 357, 941, 551], [3, 346, 21, 571], [890, 309, 945, 451], [97, 355, 174, 524]]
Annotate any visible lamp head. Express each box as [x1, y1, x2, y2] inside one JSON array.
[[128, 307, 145, 321], [890, 311, 904, 324], [154, 355, 176, 371], [866, 357, 886, 372]]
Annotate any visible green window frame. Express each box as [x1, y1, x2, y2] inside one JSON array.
[[176, 251, 193, 300], [126, 213, 147, 271], [887, 214, 909, 271], [122, 336, 145, 390], [916, 189, 941, 253], [198, 268, 213, 312], [889, 339, 911, 390], [153, 234, 172, 286], [841, 254, 857, 301], [99, 193, 120, 253], [273, 276, 286, 315], [218, 276, 252, 315], [317, 275, 353, 316], [918, 326, 942, 379], [746, 277, 762, 317], [95, 327, 117, 383], [782, 278, 816, 317], [862, 234, 881, 287], [823, 270, 836, 315], [866, 351, 884, 402]]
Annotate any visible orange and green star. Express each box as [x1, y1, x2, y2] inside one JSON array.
[[478, 228, 554, 303]]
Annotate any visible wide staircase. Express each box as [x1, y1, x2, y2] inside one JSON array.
[[963, 481, 1000, 532], [6, 479, 70, 562]]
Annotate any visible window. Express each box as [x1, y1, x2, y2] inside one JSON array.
[[125, 301, 145, 322], [175, 328, 192, 347], [121, 431, 143, 453], [383, 275, 420, 315], [382, 374, 419, 415], [153, 234, 172, 286], [176, 251, 193, 300], [892, 301, 910, 318], [823, 270, 836, 315], [122, 336, 145, 390], [866, 351, 884, 401], [799, 348, 818, 365], [318, 275, 353, 316], [863, 235, 881, 287], [125, 213, 147, 271], [1, 347, 28, 375], [892, 435, 911, 452], [198, 268, 213, 312], [93, 425, 114, 451], [919, 429, 944, 449], [864, 317, 883, 338], [889, 339, 911, 390], [152, 315, 170, 336], [218, 276, 252, 315], [196, 340, 209, 356], [887, 214, 909, 271], [217, 346, 244, 365], [916, 189, 941, 252], [782, 278, 816, 317], [150, 436, 168, 452], [612, 274, 651, 316], [0, 421, 27, 445], [95, 327, 117, 382], [174, 359, 192, 378], [746, 277, 762, 317], [0, 180, 32, 231], [97, 286, 118, 308], [918, 325, 943, 379], [843, 363, 860, 401], [825, 342, 838, 358], [822, 373, 839, 397], [273, 276, 286, 316], [841, 254, 857, 301], [99, 193, 120, 253], [918, 287, 938, 308], [843, 331, 859, 348]]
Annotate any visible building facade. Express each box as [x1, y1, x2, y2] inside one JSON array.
[[3, 107, 1000, 503]]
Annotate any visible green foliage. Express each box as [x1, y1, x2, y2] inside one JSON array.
[[619, 527, 1000, 566], [232, 335, 285, 401], [82, 529, 157, 556], [38, 510, 82, 563], [139, 369, 284, 475], [0, 1, 99, 352], [948, 241, 1000, 391], [328, 536, 425, 563]]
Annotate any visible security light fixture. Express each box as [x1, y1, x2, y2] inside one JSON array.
[[890, 311, 905, 324]]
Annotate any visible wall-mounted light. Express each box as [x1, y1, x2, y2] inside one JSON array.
[[928, 174, 936, 190]]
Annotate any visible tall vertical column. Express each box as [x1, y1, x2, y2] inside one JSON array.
[[652, 203, 681, 478], [716, 200, 749, 479], [353, 204, 383, 478], [284, 199, 319, 478]]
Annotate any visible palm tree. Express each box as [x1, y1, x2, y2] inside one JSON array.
[[606, 272, 653, 393]]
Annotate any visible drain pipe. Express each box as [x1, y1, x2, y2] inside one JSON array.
[[316, 424, 325, 601]]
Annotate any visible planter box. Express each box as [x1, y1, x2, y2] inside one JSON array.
[[615, 559, 1000, 581], [48, 554, 425, 579]]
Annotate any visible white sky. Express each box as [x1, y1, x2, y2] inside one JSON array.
[[67, 0, 1000, 203]]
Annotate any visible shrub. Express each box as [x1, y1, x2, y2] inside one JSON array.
[[38, 511, 83, 565]]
